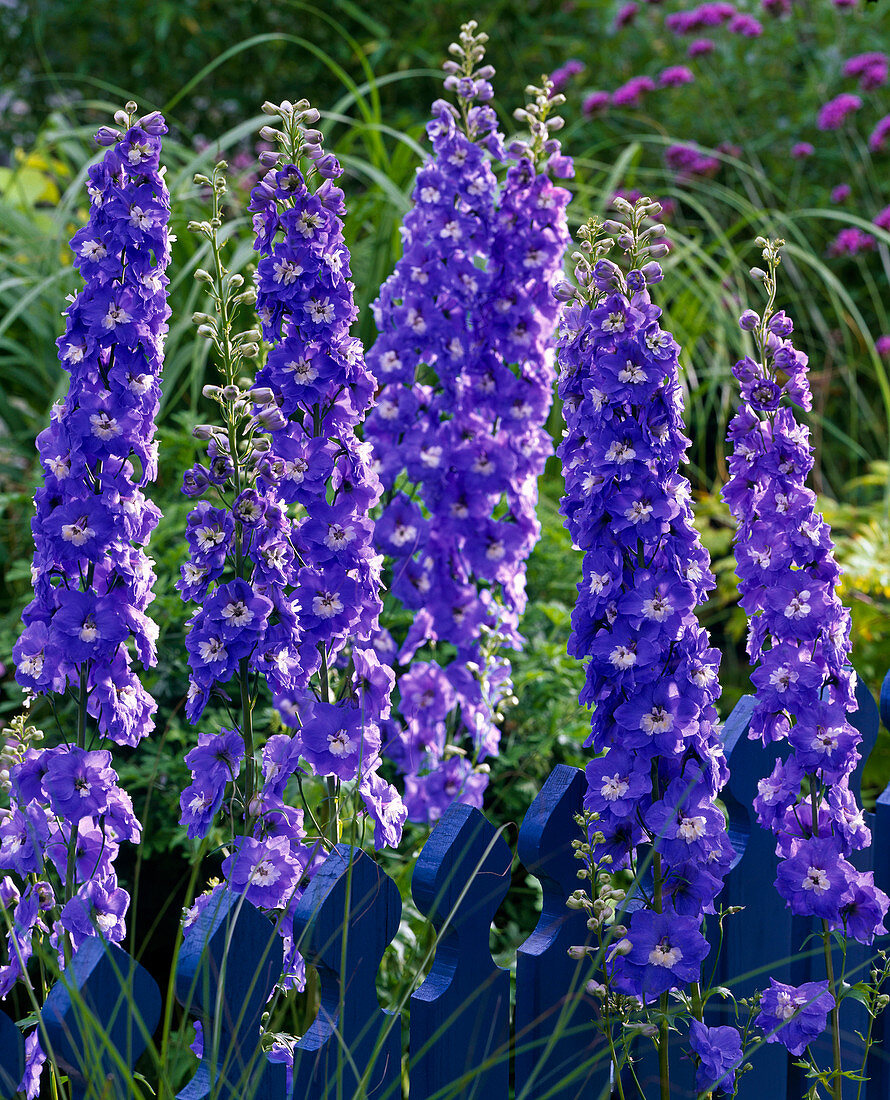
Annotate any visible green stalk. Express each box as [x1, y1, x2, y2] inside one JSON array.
[[64, 663, 89, 905], [822, 921, 843, 1100], [653, 851, 670, 1100]]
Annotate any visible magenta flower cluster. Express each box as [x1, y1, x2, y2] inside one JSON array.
[[557, 209, 733, 1002], [723, 267, 889, 946], [365, 57, 572, 822]]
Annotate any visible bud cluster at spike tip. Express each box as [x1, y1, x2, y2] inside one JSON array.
[[556, 202, 735, 1003], [363, 26, 573, 822], [722, 239, 888, 944], [4, 106, 170, 1098]]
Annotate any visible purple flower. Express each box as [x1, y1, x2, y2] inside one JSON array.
[[612, 76, 656, 107], [59, 877, 129, 947], [755, 979, 834, 1056], [364, 67, 571, 821], [42, 748, 116, 824], [876, 334, 890, 357], [791, 141, 815, 159], [582, 91, 611, 115], [873, 204, 890, 231], [222, 835, 301, 910], [615, 909, 710, 999], [549, 59, 585, 93], [298, 701, 380, 781], [559, 200, 731, 1009], [615, 2, 639, 28], [659, 66, 695, 87], [184, 729, 245, 788], [817, 93, 862, 131], [843, 51, 888, 90], [869, 115, 890, 152], [688, 38, 716, 57], [688, 1019, 742, 1094], [775, 836, 857, 919], [828, 226, 876, 256], [831, 183, 851, 203]]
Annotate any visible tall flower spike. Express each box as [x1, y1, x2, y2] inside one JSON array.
[[249, 101, 406, 853], [722, 238, 888, 943], [6, 103, 170, 1099], [556, 201, 733, 1004], [364, 35, 573, 822]]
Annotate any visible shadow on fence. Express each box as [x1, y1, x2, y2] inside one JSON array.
[[3, 671, 890, 1099]]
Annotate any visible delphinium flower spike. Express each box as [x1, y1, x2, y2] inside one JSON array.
[[722, 238, 888, 1072], [4, 103, 170, 1098], [249, 100, 406, 853], [556, 200, 737, 1089], [364, 24, 573, 822], [179, 106, 407, 1006]]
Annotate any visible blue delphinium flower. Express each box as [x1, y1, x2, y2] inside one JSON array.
[[4, 103, 170, 1097], [364, 23, 573, 822], [688, 1019, 742, 1095], [556, 201, 734, 1012], [754, 978, 835, 1057], [722, 239, 889, 943]]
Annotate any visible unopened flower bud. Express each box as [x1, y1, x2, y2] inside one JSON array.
[[138, 111, 167, 135], [95, 126, 122, 146], [193, 424, 214, 440]]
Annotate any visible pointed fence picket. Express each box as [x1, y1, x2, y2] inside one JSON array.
[[3, 673, 890, 1100]]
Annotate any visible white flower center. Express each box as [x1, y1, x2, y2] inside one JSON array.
[[198, 637, 227, 663], [601, 774, 629, 801], [641, 595, 671, 621], [609, 644, 636, 670], [313, 592, 343, 619], [785, 592, 812, 619], [649, 941, 682, 968], [641, 706, 673, 735], [222, 600, 253, 627], [803, 866, 830, 893], [678, 815, 706, 842]]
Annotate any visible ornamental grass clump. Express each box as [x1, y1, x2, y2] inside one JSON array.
[[556, 199, 738, 1093], [723, 238, 889, 1089], [365, 22, 572, 822], [2, 102, 171, 1097]]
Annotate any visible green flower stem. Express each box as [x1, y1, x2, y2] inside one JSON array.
[[64, 663, 89, 907], [822, 920, 843, 1100]]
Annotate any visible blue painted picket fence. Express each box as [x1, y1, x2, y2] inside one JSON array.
[[2, 672, 890, 1100]]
